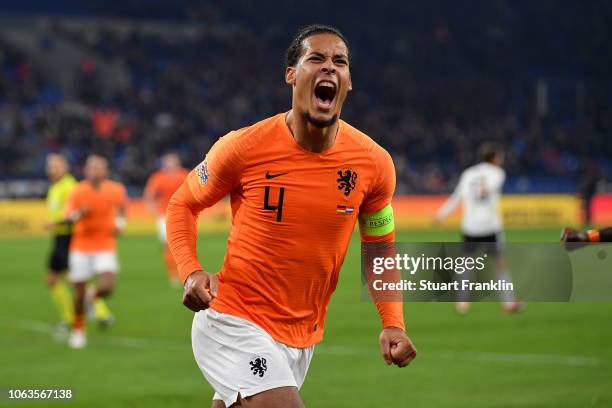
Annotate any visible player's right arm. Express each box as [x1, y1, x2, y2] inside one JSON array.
[[166, 132, 244, 311], [61, 186, 87, 225], [562, 227, 612, 247], [143, 174, 161, 217], [434, 173, 465, 224]]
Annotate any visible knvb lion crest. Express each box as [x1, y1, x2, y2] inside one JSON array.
[[337, 168, 357, 196], [195, 157, 209, 185], [249, 357, 268, 378]]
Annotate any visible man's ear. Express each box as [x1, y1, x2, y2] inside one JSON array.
[[285, 66, 296, 85], [347, 71, 352, 92]]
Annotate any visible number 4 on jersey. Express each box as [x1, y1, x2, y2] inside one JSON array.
[[263, 186, 285, 222]]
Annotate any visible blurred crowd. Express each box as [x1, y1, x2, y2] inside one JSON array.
[[1, 0, 610, 194]]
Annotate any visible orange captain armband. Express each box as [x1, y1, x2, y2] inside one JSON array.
[[587, 229, 601, 242]]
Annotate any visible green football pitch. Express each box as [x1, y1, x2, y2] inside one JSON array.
[[1, 229, 611, 407]]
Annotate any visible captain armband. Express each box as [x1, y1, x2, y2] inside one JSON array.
[[360, 204, 395, 236]]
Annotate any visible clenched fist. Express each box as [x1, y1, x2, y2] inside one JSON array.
[[379, 327, 417, 368], [182, 271, 218, 312]]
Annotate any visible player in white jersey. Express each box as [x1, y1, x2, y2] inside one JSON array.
[[435, 143, 523, 314]]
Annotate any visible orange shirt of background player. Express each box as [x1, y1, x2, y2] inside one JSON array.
[[145, 168, 189, 214], [167, 113, 404, 348], [66, 180, 127, 252]]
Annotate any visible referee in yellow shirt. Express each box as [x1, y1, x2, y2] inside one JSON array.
[[45, 153, 77, 330]]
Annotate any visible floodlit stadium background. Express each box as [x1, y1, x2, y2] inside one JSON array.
[[1, 1, 611, 407]]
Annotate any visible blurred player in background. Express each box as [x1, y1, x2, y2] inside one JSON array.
[[45, 153, 77, 332], [64, 154, 128, 348], [167, 24, 416, 408], [144, 152, 189, 287], [561, 227, 612, 249], [435, 143, 523, 314]]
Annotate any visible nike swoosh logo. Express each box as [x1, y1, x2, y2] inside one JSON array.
[[265, 171, 289, 179]]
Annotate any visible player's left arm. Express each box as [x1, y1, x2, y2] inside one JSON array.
[[359, 149, 417, 368], [491, 168, 506, 194], [47, 180, 77, 230], [115, 184, 128, 235], [498, 168, 506, 189], [143, 175, 160, 216]]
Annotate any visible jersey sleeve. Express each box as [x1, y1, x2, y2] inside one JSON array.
[[116, 183, 128, 207], [358, 148, 405, 331], [166, 131, 246, 282], [436, 173, 465, 220], [495, 168, 506, 191], [62, 180, 76, 211], [64, 187, 76, 216], [144, 173, 160, 198], [361, 148, 396, 215]]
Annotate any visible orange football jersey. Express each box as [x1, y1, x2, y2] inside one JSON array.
[[145, 168, 189, 214], [167, 113, 403, 347], [66, 180, 128, 252]]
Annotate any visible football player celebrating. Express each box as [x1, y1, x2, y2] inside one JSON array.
[[167, 25, 416, 408]]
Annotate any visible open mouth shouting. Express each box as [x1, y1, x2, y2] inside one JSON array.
[[313, 80, 337, 111]]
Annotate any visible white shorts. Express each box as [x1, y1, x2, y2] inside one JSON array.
[[192, 309, 314, 407], [157, 217, 167, 244], [68, 250, 119, 282]]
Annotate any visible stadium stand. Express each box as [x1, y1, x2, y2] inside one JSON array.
[[0, 0, 610, 197]]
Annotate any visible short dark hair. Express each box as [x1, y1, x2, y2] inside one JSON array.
[[479, 142, 503, 163], [87, 153, 109, 163], [285, 24, 349, 68], [47, 152, 68, 162]]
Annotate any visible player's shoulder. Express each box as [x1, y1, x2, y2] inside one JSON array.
[[148, 170, 163, 181], [69, 180, 89, 198], [339, 119, 392, 163], [464, 162, 504, 178], [104, 180, 127, 193], [495, 164, 506, 176], [145, 171, 160, 189], [462, 164, 478, 176], [52, 174, 76, 190], [73, 180, 89, 192], [480, 162, 505, 176], [494, 165, 506, 179], [63, 174, 77, 187], [220, 113, 286, 150]]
